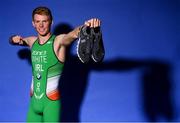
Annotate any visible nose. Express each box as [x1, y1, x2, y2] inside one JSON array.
[[39, 22, 43, 27]]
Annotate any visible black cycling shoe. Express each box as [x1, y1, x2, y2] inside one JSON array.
[[77, 26, 93, 63], [91, 27, 105, 62]]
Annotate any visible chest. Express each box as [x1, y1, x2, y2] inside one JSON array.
[[31, 41, 58, 68]]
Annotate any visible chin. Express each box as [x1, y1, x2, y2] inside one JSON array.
[[39, 32, 48, 36]]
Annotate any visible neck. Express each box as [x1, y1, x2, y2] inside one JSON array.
[[38, 33, 51, 44]]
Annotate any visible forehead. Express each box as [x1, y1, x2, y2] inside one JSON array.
[[33, 14, 50, 21]]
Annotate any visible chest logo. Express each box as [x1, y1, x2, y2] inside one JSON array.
[[36, 72, 42, 80]]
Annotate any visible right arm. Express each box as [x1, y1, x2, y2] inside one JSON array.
[[9, 35, 37, 48]]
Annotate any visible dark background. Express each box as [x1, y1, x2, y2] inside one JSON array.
[[0, 0, 180, 122]]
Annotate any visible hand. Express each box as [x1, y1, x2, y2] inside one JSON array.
[[84, 18, 101, 28], [12, 35, 23, 43], [9, 35, 23, 45]]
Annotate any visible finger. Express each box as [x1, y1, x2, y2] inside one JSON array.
[[94, 18, 99, 27], [98, 20, 101, 26], [19, 36, 23, 41], [89, 19, 93, 28], [84, 21, 88, 26], [90, 19, 93, 27], [93, 18, 97, 27], [93, 18, 96, 28], [92, 18, 96, 27], [9, 35, 16, 44]]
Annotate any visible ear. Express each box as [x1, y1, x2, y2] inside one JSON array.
[[32, 21, 35, 27]]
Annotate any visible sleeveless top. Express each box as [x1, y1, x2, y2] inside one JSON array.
[[30, 35, 64, 100]]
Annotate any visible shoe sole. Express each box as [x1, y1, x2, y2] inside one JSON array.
[[91, 27, 105, 62]]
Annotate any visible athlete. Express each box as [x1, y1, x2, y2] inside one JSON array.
[[9, 6, 101, 122]]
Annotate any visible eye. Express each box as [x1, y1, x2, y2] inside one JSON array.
[[35, 20, 40, 23], [43, 20, 48, 23]]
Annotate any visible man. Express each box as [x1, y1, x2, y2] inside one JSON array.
[[10, 6, 101, 122]]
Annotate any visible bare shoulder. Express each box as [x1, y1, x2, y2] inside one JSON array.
[[25, 36, 37, 48], [55, 34, 66, 42], [54, 34, 66, 45]]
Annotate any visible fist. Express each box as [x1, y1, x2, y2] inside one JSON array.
[[11, 35, 23, 43], [9, 35, 24, 45]]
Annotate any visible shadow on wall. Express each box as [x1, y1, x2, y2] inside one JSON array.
[[141, 60, 174, 122], [17, 23, 175, 122]]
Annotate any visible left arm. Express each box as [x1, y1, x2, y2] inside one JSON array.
[[56, 18, 101, 47], [54, 18, 101, 62], [56, 25, 82, 46], [53, 26, 81, 63]]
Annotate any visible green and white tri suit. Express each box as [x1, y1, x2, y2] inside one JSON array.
[[27, 35, 64, 122]]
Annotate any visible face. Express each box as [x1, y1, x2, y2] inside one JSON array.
[[32, 14, 52, 36]]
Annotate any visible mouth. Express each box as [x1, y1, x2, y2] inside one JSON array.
[[38, 29, 47, 34], [39, 28, 45, 32]]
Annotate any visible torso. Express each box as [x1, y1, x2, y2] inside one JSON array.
[[30, 35, 64, 101], [27, 34, 66, 62]]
